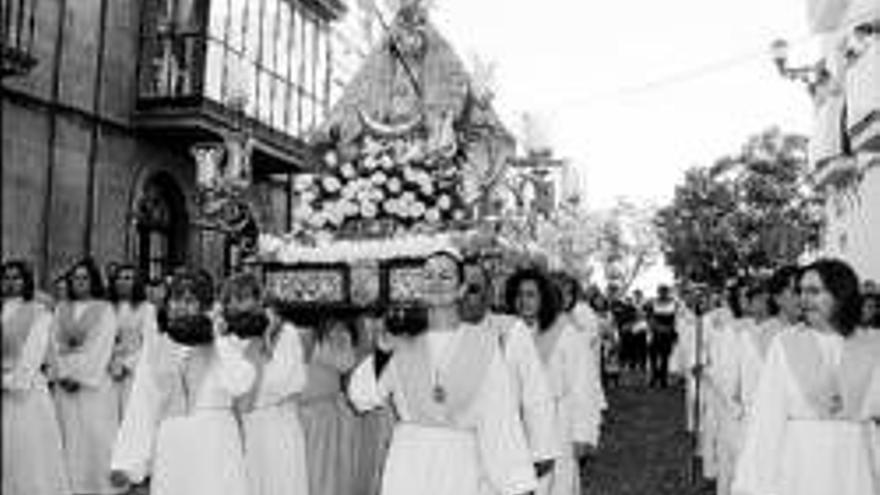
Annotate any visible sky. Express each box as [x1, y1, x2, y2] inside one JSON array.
[[428, 0, 820, 290], [431, 0, 817, 209]]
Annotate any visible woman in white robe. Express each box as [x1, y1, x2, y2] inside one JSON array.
[[733, 259, 878, 495], [2, 261, 70, 495], [555, 273, 607, 415], [220, 273, 309, 495], [108, 265, 159, 418], [52, 258, 122, 495], [111, 269, 254, 495], [461, 259, 560, 479], [348, 250, 537, 495], [508, 268, 602, 495]]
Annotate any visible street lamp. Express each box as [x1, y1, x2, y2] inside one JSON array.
[[769, 38, 830, 96]]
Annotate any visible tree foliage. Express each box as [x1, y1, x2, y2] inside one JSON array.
[[596, 198, 662, 292], [655, 127, 823, 288]]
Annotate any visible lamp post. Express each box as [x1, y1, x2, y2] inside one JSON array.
[[769, 38, 831, 97]]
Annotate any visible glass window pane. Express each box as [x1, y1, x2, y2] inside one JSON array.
[[204, 40, 225, 101], [273, 77, 286, 131], [208, 0, 229, 39], [244, 0, 261, 59], [302, 93, 313, 132], [315, 23, 327, 105], [300, 12, 312, 96], [291, 4, 301, 88], [229, 0, 247, 51], [287, 83, 299, 135], [261, 0, 278, 69], [258, 71, 272, 124], [277, 2, 290, 77]]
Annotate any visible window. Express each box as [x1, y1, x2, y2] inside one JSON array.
[[135, 175, 187, 281]]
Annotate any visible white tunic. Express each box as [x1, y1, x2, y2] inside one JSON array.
[[532, 319, 603, 495], [348, 324, 537, 495], [3, 299, 71, 495], [733, 329, 878, 495], [486, 313, 560, 464], [568, 303, 607, 412], [112, 302, 159, 417], [111, 333, 255, 495], [238, 323, 309, 495], [52, 300, 122, 495]]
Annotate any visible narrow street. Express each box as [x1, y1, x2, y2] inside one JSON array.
[[583, 372, 715, 495]]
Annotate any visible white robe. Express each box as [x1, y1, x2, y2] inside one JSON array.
[[112, 302, 159, 418], [52, 300, 122, 494], [532, 319, 603, 495], [3, 299, 71, 495], [733, 329, 878, 495], [486, 313, 561, 464], [348, 324, 537, 495], [700, 306, 735, 479], [238, 323, 309, 495], [111, 333, 255, 495], [567, 303, 608, 412]]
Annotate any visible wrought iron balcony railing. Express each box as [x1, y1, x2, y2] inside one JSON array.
[[1, 0, 38, 78]]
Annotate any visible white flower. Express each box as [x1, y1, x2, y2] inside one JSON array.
[[323, 151, 339, 168], [363, 203, 378, 218], [453, 209, 465, 221], [363, 155, 379, 170], [426, 208, 441, 223], [372, 172, 388, 185], [302, 190, 317, 203], [437, 195, 452, 210], [387, 177, 402, 193], [413, 202, 426, 218], [379, 155, 394, 170], [341, 163, 356, 179], [420, 181, 434, 196], [402, 191, 416, 203], [293, 175, 314, 192], [322, 176, 341, 193]]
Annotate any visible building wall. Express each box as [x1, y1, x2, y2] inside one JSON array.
[[820, 158, 880, 282], [2, 0, 216, 284]]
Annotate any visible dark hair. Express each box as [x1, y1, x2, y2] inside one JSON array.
[[1, 260, 36, 300], [551, 272, 582, 313], [220, 272, 263, 306], [861, 293, 880, 328], [800, 258, 861, 336], [67, 257, 106, 300], [385, 303, 428, 337], [167, 267, 215, 311], [505, 267, 559, 331], [108, 264, 148, 304], [766, 265, 800, 316], [726, 278, 749, 318]]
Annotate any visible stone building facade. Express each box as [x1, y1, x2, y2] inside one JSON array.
[[2, 0, 357, 285]]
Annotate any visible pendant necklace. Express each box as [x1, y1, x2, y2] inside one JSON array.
[[430, 328, 462, 404]]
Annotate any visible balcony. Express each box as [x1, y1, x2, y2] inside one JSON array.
[[1, 0, 38, 78], [134, 0, 344, 173]]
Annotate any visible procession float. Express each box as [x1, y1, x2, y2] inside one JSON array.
[[257, 1, 537, 316]]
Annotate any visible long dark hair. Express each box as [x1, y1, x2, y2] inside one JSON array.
[[800, 258, 861, 337], [505, 267, 559, 331], [67, 257, 106, 300], [767, 265, 800, 317], [1, 260, 36, 301], [108, 264, 148, 304]]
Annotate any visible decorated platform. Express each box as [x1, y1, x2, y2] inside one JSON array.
[[258, 1, 525, 310]]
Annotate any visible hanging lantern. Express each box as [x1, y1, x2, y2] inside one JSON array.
[[190, 142, 225, 189]]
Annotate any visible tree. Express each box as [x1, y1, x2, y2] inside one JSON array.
[[656, 127, 823, 288], [596, 197, 662, 292]]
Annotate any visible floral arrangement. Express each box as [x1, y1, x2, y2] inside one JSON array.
[[292, 132, 470, 239]]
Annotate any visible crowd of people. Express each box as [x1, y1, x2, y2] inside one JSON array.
[[669, 260, 880, 495], [2, 248, 608, 495]]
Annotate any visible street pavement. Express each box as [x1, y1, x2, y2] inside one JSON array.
[[582, 371, 716, 495]]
